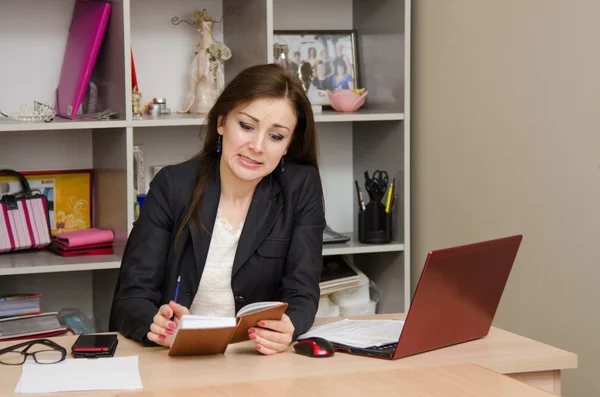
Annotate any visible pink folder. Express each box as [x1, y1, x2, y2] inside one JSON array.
[[56, 0, 112, 120], [53, 228, 115, 247]]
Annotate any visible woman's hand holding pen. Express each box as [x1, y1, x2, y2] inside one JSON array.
[[147, 300, 189, 347], [248, 313, 295, 355]]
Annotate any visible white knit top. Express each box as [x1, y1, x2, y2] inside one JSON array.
[[189, 209, 243, 317]]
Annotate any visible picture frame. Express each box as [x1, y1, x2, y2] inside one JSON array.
[[273, 30, 360, 106], [0, 169, 93, 235]]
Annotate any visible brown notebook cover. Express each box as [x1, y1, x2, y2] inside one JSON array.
[[168, 326, 237, 356], [168, 302, 289, 356]]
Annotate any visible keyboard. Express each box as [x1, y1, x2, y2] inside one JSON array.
[[323, 225, 350, 244]]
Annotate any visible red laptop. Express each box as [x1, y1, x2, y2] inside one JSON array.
[[333, 234, 523, 359]]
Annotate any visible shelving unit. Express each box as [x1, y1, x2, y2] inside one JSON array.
[[0, 0, 411, 331]]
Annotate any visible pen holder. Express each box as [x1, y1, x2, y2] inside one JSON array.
[[358, 201, 392, 244]]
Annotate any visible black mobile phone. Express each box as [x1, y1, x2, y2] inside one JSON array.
[[71, 334, 118, 358]]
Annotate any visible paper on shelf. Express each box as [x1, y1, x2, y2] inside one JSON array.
[[297, 319, 405, 348], [15, 355, 143, 394]]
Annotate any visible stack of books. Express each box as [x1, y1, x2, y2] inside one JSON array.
[[0, 295, 70, 341], [0, 294, 42, 318], [319, 256, 368, 296], [0, 312, 69, 341], [48, 228, 114, 257]]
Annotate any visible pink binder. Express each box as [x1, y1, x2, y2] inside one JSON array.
[[56, 0, 112, 120]]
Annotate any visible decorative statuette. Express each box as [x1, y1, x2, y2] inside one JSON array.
[[173, 9, 232, 114]]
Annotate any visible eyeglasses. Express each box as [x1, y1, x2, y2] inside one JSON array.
[[0, 338, 66, 365]]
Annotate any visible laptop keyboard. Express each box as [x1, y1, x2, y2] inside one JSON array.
[[372, 343, 398, 351]]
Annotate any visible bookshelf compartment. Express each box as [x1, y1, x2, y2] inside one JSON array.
[[0, 0, 127, 124], [271, 0, 407, 114], [129, 0, 269, 122]]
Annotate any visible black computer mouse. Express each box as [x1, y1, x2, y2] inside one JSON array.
[[293, 337, 335, 358]]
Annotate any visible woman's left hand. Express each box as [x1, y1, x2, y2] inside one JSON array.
[[248, 313, 295, 355]]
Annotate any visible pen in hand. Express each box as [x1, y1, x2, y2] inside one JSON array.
[[171, 276, 181, 321]]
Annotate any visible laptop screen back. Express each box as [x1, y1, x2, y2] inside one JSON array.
[[393, 235, 523, 359]]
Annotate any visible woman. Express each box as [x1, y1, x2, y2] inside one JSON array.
[[110, 63, 326, 356], [312, 62, 333, 91], [331, 58, 355, 90]]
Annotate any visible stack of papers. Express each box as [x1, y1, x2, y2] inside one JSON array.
[[319, 258, 367, 295], [297, 319, 405, 348], [15, 355, 143, 394]]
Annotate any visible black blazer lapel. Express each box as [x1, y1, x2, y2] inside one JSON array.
[[232, 174, 283, 277], [188, 163, 220, 287]]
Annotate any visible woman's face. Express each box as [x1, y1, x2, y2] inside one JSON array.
[[336, 64, 345, 75], [317, 63, 326, 77], [218, 98, 297, 183]]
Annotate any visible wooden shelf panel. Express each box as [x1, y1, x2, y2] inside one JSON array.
[[314, 109, 404, 123], [131, 113, 207, 128], [0, 118, 129, 132], [130, 109, 404, 128], [323, 232, 404, 256], [0, 111, 404, 132], [0, 232, 403, 276], [0, 251, 121, 276]]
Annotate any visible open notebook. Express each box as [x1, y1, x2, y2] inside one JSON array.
[[169, 302, 288, 356]]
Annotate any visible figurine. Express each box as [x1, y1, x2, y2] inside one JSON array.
[[180, 9, 232, 114], [132, 86, 143, 120]]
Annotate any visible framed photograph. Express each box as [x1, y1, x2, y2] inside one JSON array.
[[273, 30, 359, 106], [0, 169, 93, 235]]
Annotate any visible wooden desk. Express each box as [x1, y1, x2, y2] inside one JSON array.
[[0, 314, 577, 397], [116, 363, 558, 397]]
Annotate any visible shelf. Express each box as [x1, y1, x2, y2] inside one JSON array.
[[129, 110, 405, 128], [0, 251, 121, 276], [0, 110, 405, 131], [0, 234, 402, 275], [132, 113, 207, 128], [322, 232, 405, 256], [0, 118, 129, 132], [314, 109, 405, 123]]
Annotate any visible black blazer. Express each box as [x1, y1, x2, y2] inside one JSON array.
[[109, 157, 326, 344]]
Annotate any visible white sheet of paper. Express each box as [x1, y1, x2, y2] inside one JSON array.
[[15, 355, 143, 394], [297, 319, 405, 348]]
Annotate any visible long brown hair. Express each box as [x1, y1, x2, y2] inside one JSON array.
[[175, 63, 320, 243]]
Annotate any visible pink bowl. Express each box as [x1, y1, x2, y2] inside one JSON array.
[[328, 89, 368, 112]]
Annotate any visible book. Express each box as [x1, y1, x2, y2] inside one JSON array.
[[319, 256, 368, 295], [168, 301, 288, 356], [53, 228, 114, 247], [0, 312, 68, 341], [0, 294, 41, 318]]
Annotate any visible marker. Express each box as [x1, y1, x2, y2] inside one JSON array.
[[385, 185, 393, 213], [355, 180, 366, 213], [171, 276, 181, 321]]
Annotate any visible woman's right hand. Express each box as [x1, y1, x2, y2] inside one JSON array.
[[147, 300, 189, 347]]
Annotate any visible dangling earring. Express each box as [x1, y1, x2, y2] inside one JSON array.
[[216, 135, 222, 153], [280, 157, 285, 175]]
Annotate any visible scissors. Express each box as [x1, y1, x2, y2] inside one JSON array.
[[364, 170, 389, 201]]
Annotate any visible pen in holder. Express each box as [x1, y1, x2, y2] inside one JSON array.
[[357, 170, 395, 244]]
